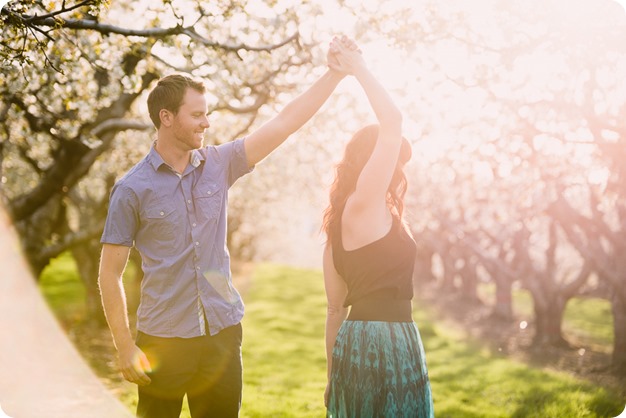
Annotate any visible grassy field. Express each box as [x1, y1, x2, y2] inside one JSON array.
[[39, 255, 626, 417]]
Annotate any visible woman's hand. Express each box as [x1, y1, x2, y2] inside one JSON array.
[[328, 35, 362, 75]]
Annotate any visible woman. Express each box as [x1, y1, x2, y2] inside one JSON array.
[[322, 39, 434, 418]]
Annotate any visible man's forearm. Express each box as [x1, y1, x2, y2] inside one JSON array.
[[278, 69, 345, 135], [99, 273, 134, 352], [244, 68, 345, 166]]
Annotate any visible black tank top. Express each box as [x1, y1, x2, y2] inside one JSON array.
[[331, 215, 416, 321]]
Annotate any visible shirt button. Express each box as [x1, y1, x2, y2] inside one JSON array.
[[187, 199, 192, 204], [207, 191, 211, 195], [195, 242, 199, 246], [192, 223, 197, 227], [160, 211, 164, 216]]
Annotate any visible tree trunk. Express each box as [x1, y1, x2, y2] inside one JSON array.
[[438, 242, 458, 293], [72, 239, 106, 325], [460, 259, 481, 304], [491, 277, 514, 321], [16, 196, 66, 277], [611, 290, 626, 374], [440, 260, 457, 293], [532, 294, 569, 347]]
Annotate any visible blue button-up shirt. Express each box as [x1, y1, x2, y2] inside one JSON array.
[[101, 138, 252, 337]]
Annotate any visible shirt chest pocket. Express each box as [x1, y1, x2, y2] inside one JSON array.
[[143, 203, 178, 241], [193, 183, 222, 222]]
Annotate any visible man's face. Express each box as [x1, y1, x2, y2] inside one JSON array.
[[171, 88, 210, 150]]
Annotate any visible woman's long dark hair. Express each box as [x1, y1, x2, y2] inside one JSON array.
[[322, 124, 412, 242]]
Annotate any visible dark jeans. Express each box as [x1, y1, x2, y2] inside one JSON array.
[[135, 323, 243, 418]]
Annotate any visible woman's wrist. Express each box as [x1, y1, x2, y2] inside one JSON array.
[[352, 65, 371, 80], [326, 67, 347, 82]]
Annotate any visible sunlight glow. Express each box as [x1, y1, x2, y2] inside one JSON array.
[[615, 0, 626, 11], [317, 0, 626, 168]]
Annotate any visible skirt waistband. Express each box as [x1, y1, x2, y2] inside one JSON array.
[[347, 297, 412, 322]]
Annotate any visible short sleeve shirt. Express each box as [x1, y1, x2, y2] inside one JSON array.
[[101, 138, 252, 337]]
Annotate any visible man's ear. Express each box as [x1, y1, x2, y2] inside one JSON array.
[[159, 109, 173, 128]]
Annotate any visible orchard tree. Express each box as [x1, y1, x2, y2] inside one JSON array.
[[0, 0, 315, 318]]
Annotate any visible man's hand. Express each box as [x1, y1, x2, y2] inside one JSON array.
[[328, 35, 360, 74], [118, 344, 152, 386], [329, 35, 366, 76]]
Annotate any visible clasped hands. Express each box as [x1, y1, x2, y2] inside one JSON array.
[[328, 35, 365, 76]]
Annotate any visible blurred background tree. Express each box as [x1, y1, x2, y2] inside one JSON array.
[[382, 0, 626, 373]]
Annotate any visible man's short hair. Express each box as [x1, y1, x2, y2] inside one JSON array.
[[147, 74, 206, 129]]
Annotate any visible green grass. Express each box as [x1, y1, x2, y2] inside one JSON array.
[[564, 297, 614, 349], [425, 331, 622, 417], [39, 257, 625, 417], [241, 265, 328, 417], [39, 253, 84, 311], [243, 265, 624, 418], [39, 252, 86, 328]]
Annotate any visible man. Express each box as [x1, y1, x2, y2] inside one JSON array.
[[98, 37, 355, 418]]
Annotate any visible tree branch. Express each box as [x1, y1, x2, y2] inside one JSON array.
[[35, 220, 104, 263], [24, 15, 300, 52], [90, 118, 152, 137], [21, 0, 98, 23]]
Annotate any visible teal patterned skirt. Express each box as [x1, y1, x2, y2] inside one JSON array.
[[327, 321, 434, 418]]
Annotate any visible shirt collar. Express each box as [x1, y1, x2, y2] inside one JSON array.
[[147, 143, 166, 171], [147, 142, 205, 172], [190, 149, 203, 168]]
